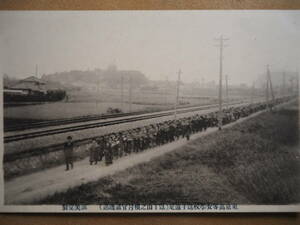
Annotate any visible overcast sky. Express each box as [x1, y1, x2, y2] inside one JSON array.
[[0, 11, 299, 85]]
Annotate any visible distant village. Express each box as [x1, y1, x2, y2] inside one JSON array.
[[3, 76, 67, 103], [3, 65, 298, 105]]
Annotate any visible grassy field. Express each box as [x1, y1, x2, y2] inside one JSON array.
[[40, 103, 299, 205], [4, 89, 214, 121]]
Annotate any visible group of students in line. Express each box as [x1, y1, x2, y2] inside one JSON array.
[[63, 97, 290, 171]]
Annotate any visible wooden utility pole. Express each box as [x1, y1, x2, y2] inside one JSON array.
[[174, 69, 182, 120], [266, 68, 270, 108], [282, 71, 286, 97], [289, 77, 294, 95], [267, 66, 275, 102], [96, 78, 100, 110], [95, 68, 101, 111], [251, 81, 255, 104], [121, 75, 124, 110], [225, 74, 229, 105], [215, 35, 229, 130], [129, 75, 132, 112], [266, 65, 275, 110], [164, 76, 168, 105], [296, 70, 299, 95]]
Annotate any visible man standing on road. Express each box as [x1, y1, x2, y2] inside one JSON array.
[[97, 137, 104, 162], [104, 136, 113, 166], [64, 136, 74, 171], [89, 139, 98, 165]]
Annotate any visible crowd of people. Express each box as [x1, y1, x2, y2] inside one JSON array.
[[63, 97, 290, 171]]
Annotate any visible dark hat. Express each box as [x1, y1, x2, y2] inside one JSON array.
[[67, 136, 72, 140]]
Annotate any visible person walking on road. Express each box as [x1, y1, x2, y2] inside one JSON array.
[[89, 139, 99, 165], [64, 136, 74, 171], [97, 137, 105, 162], [104, 137, 113, 166]]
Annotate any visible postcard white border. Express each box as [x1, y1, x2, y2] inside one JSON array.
[[0, 10, 299, 213]]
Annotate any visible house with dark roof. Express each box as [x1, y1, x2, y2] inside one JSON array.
[[4, 76, 67, 103], [10, 76, 47, 95]]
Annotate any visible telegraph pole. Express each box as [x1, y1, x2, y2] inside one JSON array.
[[266, 66, 270, 108], [95, 67, 101, 111], [225, 74, 229, 105], [215, 35, 229, 130], [266, 65, 275, 110], [267, 66, 275, 102], [266, 68, 269, 108], [129, 75, 132, 112], [174, 69, 182, 120], [251, 81, 255, 104], [296, 70, 299, 96], [289, 77, 294, 95], [164, 76, 169, 105], [96, 78, 100, 110], [121, 75, 124, 111]]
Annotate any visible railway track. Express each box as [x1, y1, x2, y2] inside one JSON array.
[[4, 101, 244, 143], [4, 111, 146, 132], [5, 101, 248, 132]]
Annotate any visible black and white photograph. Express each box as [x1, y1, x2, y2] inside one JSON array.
[[0, 10, 299, 212]]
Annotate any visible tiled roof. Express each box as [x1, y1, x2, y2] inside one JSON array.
[[11, 82, 46, 91], [10, 76, 64, 91], [11, 76, 46, 91], [22, 76, 46, 84]]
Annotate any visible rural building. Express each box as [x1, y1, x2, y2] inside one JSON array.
[[9, 76, 47, 95], [4, 76, 66, 103]]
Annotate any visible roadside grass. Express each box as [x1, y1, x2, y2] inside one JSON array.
[[40, 104, 300, 205]]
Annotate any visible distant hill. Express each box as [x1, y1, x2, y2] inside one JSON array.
[[42, 66, 149, 89]]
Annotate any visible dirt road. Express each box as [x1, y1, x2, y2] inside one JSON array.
[[4, 108, 270, 205]]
